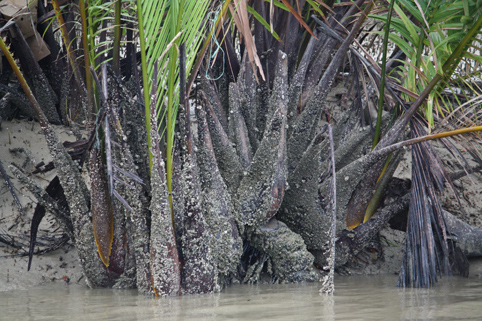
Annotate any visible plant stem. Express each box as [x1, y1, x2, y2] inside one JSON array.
[[79, 0, 94, 116], [52, 0, 88, 112], [377, 126, 482, 159], [136, 0, 153, 170], [166, 0, 185, 212], [0, 37, 48, 127], [372, 0, 395, 149], [113, 0, 122, 75]]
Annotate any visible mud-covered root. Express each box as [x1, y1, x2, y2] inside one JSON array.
[[327, 194, 411, 268], [279, 130, 329, 251], [200, 75, 229, 132], [235, 57, 259, 153], [149, 155, 181, 296], [234, 51, 289, 227], [89, 148, 114, 267], [200, 91, 244, 195], [444, 211, 482, 258], [228, 83, 252, 168], [196, 105, 243, 282], [177, 154, 219, 295], [246, 218, 319, 282], [234, 103, 288, 226], [42, 125, 112, 287]]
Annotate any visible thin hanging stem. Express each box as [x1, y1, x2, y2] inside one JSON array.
[[320, 124, 337, 294]]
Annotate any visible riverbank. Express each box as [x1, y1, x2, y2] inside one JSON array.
[[1, 119, 482, 291], [0, 120, 84, 291]]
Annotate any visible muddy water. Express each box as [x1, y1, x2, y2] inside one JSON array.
[[2, 274, 482, 320]]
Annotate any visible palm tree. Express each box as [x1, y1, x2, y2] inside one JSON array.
[[1, 0, 482, 296]]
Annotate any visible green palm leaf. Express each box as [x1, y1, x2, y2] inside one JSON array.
[[137, 0, 211, 204]]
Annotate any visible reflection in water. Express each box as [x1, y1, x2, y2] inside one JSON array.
[[319, 294, 335, 321], [2, 275, 482, 320], [397, 278, 482, 321]]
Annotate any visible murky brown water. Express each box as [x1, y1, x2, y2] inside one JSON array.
[[2, 274, 482, 320]]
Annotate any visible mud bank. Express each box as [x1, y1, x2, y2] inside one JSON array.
[[1, 119, 482, 290]]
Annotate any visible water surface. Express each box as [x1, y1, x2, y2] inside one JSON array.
[[2, 274, 482, 320]]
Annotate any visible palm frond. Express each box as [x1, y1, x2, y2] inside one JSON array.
[[399, 117, 452, 287], [138, 0, 211, 166]]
